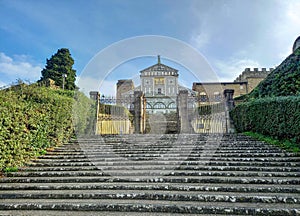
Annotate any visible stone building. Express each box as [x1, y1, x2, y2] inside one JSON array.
[[117, 56, 195, 114], [192, 67, 274, 100], [116, 79, 134, 101]]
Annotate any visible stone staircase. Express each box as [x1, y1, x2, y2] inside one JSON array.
[[0, 134, 299, 215]]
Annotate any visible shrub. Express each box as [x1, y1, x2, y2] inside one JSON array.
[[0, 84, 94, 171], [230, 96, 300, 145]]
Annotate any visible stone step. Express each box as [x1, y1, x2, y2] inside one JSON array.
[[1, 176, 299, 184], [28, 160, 300, 167], [56, 142, 281, 147], [43, 148, 294, 154], [1, 182, 298, 194], [1, 190, 299, 204], [46, 152, 297, 158], [6, 170, 300, 178], [0, 199, 299, 215], [56, 140, 282, 146], [56, 149, 289, 155], [51, 148, 286, 153], [32, 157, 300, 163], [19, 165, 300, 173], [0, 210, 248, 216], [52, 143, 293, 149], [56, 142, 279, 146], [2, 134, 299, 215]]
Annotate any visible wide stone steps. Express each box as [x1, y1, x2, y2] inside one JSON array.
[[19, 165, 300, 173], [35, 153, 300, 160], [1, 134, 299, 215], [1, 182, 299, 194], [1, 176, 299, 185], [0, 199, 299, 215], [0, 211, 244, 216], [27, 161, 300, 168], [5, 170, 300, 178], [1, 190, 299, 204]]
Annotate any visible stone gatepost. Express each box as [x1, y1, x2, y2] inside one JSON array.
[[89, 91, 100, 135], [134, 91, 146, 134], [223, 89, 235, 133], [177, 90, 190, 133]]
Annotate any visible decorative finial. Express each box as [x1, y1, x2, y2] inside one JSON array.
[[158, 55, 161, 64]]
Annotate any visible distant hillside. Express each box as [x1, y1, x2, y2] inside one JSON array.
[[249, 47, 300, 98]]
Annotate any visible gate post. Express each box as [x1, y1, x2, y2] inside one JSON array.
[[177, 90, 190, 133], [223, 89, 235, 133], [89, 91, 100, 135], [134, 91, 146, 134]]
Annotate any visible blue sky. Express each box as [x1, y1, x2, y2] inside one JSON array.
[[0, 0, 299, 96]]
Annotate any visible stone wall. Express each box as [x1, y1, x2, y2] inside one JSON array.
[[116, 79, 134, 101], [192, 82, 248, 99], [234, 68, 274, 83]]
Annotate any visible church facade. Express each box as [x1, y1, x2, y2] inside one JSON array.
[[116, 56, 194, 114]]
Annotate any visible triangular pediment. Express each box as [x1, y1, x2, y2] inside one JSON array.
[[140, 63, 178, 73]]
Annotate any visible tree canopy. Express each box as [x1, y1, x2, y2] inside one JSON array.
[[40, 48, 76, 90]]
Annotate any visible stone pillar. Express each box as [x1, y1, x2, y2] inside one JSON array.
[[89, 91, 100, 101], [177, 90, 190, 133], [223, 89, 235, 133], [134, 91, 145, 134], [224, 89, 235, 110], [89, 91, 100, 135]]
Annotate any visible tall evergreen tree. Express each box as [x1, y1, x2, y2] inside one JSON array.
[[40, 48, 76, 90]]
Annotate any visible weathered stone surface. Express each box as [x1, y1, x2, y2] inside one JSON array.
[[0, 134, 299, 215]]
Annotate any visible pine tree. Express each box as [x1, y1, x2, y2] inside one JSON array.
[[40, 48, 76, 90]]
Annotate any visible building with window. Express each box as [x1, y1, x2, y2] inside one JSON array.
[[117, 56, 275, 112], [117, 56, 195, 114], [192, 67, 274, 103]]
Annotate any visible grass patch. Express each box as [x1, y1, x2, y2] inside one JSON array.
[[244, 131, 300, 153], [4, 167, 18, 173]]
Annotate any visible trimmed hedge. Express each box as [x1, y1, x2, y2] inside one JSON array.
[[230, 96, 300, 144], [0, 84, 94, 171]]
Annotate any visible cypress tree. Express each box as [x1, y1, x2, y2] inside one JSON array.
[[40, 48, 76, 90]]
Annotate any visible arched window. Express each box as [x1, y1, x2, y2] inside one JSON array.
[[168, 102, 176, 109], [153, 102, 166, 109], [146, 103, 152, 109]]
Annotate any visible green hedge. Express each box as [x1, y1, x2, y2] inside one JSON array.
[[230, 96, 300, 144], [0, 84, 94, 171], [73, 91, 96, 136]]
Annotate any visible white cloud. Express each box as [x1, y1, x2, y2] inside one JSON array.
[[190, 31, 210, 50], [187, 0, 299, 76], [76, 76, 117, 97], [0, 52, 42, 85], [214, 58, 262, 82], [275, 0, 300, 60], [0, 53, 12, 63]]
